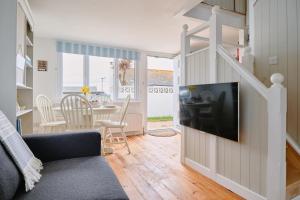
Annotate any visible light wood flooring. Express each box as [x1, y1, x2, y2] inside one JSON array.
[[106, 134, 243, 200], [287, 143, 300, 199]]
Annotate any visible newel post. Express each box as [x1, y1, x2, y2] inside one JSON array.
[[209, 5, 222, 175], [180, 24, 190, 164], [267, 73, 286, 200], [209, 5, 222, 83]]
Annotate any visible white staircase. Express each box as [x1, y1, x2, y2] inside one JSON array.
[[182, 0, 246, 29], [181, 5, 287, 200]]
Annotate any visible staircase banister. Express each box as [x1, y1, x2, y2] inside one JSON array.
[[187, 21, 210, 36], [217, 45, 269, 99], [267, 72, 287, 200]]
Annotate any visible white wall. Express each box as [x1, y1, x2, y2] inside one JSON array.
[[254, 0, 300, 146], [33, 37, 60, 104], [0, 0, 17, 124]]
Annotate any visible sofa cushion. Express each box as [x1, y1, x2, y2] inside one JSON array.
[[0, 143, 21, 200], [15, 156, 128, 200]]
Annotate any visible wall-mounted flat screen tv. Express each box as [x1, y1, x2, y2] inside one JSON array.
[[179, 82, 239, 141]]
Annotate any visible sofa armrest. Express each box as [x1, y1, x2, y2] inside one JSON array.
[[23, 131, 101, 162]]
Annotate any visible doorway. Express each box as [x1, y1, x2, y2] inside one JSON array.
[[146, 56, 175, 131]]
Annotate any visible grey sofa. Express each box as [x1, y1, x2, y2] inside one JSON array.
[[0, 131, 129, 200]]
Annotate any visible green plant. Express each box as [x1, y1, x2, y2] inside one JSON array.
[[147, 116, 173, 122]]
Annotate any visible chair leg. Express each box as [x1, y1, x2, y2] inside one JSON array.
[[107, 128, 113, 143], [121, 128, 131, 154], [102, 127, 108, 155]]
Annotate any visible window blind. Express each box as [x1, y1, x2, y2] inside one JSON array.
[[56, 40, 140, 60]]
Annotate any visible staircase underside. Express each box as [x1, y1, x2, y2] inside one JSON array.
[[183, 2, 246, 29], [287, 143, 300, 199]]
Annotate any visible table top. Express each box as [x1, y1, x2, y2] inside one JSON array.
[[53, 105, 120, 112]]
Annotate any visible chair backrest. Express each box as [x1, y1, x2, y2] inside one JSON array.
[[36, 95, 56, 124], [60, 94, 94, 130], [118, 95, 130, 125]]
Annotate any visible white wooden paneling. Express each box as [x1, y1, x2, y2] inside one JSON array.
[[235, 0, 246, 14], [202, 0, 246, 14], [216, 54, 268, 196], [185, 48, 210, 167], [254, 0, 300, 145], [203, 0, 234, 11]]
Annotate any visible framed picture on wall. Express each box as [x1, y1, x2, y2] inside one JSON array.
[[37, 60, 48, 71]]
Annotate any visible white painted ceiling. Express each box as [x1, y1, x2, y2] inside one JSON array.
[[28, 0, 203, 54]]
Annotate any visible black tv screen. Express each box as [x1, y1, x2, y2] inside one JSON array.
[[179, 82, 239, 141]]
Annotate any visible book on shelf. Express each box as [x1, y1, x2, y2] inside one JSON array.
[[16, 118, 22, 135]]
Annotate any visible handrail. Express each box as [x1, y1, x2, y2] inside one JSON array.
[[186, 47, 209, 57], [187, 22, 210, 36], [217, 45, 269, 100]]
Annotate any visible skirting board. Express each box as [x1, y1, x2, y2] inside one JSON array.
[[185, 158, 267, 200], [287, 132, 300, 156]]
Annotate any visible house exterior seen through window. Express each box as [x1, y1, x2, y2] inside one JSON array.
[[61, 53, 137, 100]]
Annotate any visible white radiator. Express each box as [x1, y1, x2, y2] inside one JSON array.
[[110, 113, 144, 135]]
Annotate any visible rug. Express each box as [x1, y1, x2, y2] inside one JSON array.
[[148, 129, 177, 137]]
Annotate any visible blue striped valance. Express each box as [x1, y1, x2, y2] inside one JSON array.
[[56, 41, 140, 60]]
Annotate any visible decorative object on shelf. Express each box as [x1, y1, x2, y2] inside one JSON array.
[[37, 60, 48, 71], [16, 118, 22, 134], [80, 85, 90, 96], [118, 59, 130, 86]]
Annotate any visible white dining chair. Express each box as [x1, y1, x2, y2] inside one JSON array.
[[97, 95, 131, 154], [60, 94, 94, 131], [36, 95, 66, 133]]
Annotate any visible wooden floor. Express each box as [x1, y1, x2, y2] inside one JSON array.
[[106, 134, 243, 200], [287, 143, 300, 199]]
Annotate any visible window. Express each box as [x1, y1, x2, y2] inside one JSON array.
[[61, 53, 137, 100], [62, 53, 84, 92], [89, 56, 114, 98]]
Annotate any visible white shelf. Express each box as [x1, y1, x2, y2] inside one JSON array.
[[26, 36, 33, 47], [16, 109, 32, 117], [16, 84, 32, 90]]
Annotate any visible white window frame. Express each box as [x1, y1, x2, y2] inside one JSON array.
[[58, 53, 139, 101]]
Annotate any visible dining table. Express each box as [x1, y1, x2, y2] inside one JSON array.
[[52, 104, 121, 155], [52, 105, 121, 115]]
